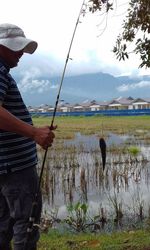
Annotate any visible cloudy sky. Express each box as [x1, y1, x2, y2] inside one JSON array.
[[0, 0, 149, 77], [0, 0, 149, 105]]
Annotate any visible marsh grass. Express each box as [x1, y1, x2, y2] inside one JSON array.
[[33, 115, 150, 139], [33, 115, 150, 232]]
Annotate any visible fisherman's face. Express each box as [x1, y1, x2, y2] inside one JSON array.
[[0, 45, 24, 68]]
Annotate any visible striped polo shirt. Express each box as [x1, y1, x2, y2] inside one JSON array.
[[0, 60, 37, 174]]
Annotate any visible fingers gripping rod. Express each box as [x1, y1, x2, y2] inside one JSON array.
[[23, 1, 86, 249]]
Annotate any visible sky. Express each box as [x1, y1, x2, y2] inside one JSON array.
[[0, 0, 150, 105], [0, 0, 149, 78]]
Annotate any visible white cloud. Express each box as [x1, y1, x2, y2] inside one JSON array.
[[17, 68, 57, 93], [117, 81, 150, 92], [0, 0, 149, 77]]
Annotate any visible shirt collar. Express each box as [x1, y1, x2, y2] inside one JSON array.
[[0, 57, 10, 73]]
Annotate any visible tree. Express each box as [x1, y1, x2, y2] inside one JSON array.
[[88, 0, 150, 68], [88, 0, 113, 12]]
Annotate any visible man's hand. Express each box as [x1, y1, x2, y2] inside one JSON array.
[[33, 126, 56, 150]]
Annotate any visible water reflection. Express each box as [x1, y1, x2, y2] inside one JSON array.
[[65, 132, 135, 148], [38, 132, 150, 225]]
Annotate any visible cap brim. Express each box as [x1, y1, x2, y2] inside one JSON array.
[[0, 37, 38, 54]]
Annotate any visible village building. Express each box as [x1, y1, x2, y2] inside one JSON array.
[[28, 97, 150, 114], [108, 97, 134, 110], [131, 98, 150, 109]]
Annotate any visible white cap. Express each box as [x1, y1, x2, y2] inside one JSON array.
[[0, 23, 38, 54]]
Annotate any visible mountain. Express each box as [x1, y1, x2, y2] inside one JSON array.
[[16, 72, 150, 106]]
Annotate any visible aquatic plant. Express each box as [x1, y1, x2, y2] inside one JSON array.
[[128, 146, 140, 161], [64, 202, 89, 232]]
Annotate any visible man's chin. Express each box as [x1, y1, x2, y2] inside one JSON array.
[[10, 62, 18, 68]]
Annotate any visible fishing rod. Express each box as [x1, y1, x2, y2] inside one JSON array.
[[23, 0, 86, 249]]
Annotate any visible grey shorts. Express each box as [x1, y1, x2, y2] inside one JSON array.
[[0, 166, 42, 250]]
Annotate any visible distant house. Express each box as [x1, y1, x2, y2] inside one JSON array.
[[90, 103, 100, 111], [36, 104, 54, 113], [81, 101, 92, 111], [89, 100, 109, 111], [73, 103, 85, 111], [28, 106, 36, 112], [46, 106, 54, 112], [89, 100, 100, 111], [99, 101, 110, 110], [59, 103, 73, 112], [108, 97, 134, 110], [28, 96, 150, 114], [132, 98, 150, 109]]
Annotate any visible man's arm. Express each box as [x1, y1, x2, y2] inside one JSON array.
[[0, 106, 36, 138], [0, 106, 55, 149]]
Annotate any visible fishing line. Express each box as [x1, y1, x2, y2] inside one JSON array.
[[23, 0, 86, 248], [39, 0, 86, 202]]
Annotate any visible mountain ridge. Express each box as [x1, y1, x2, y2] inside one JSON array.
[[16, 71, 150, 106]]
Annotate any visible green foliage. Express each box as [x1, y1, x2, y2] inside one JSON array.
[[88, 0, 150, 68], [114, 0, 150, 68], [128, 145, 140, 157], [64, 202, 89, 232]]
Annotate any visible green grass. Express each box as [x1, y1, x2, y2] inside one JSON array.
[[32, 116, 150, 153], [33, 115, 150, 140], [38, 229, 150, 250]]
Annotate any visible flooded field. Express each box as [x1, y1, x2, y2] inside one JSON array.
[[37, 129, 150, 231], [31, 116, 150, 231]]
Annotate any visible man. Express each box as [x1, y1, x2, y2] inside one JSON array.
[[0, 23, 55, 250]]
